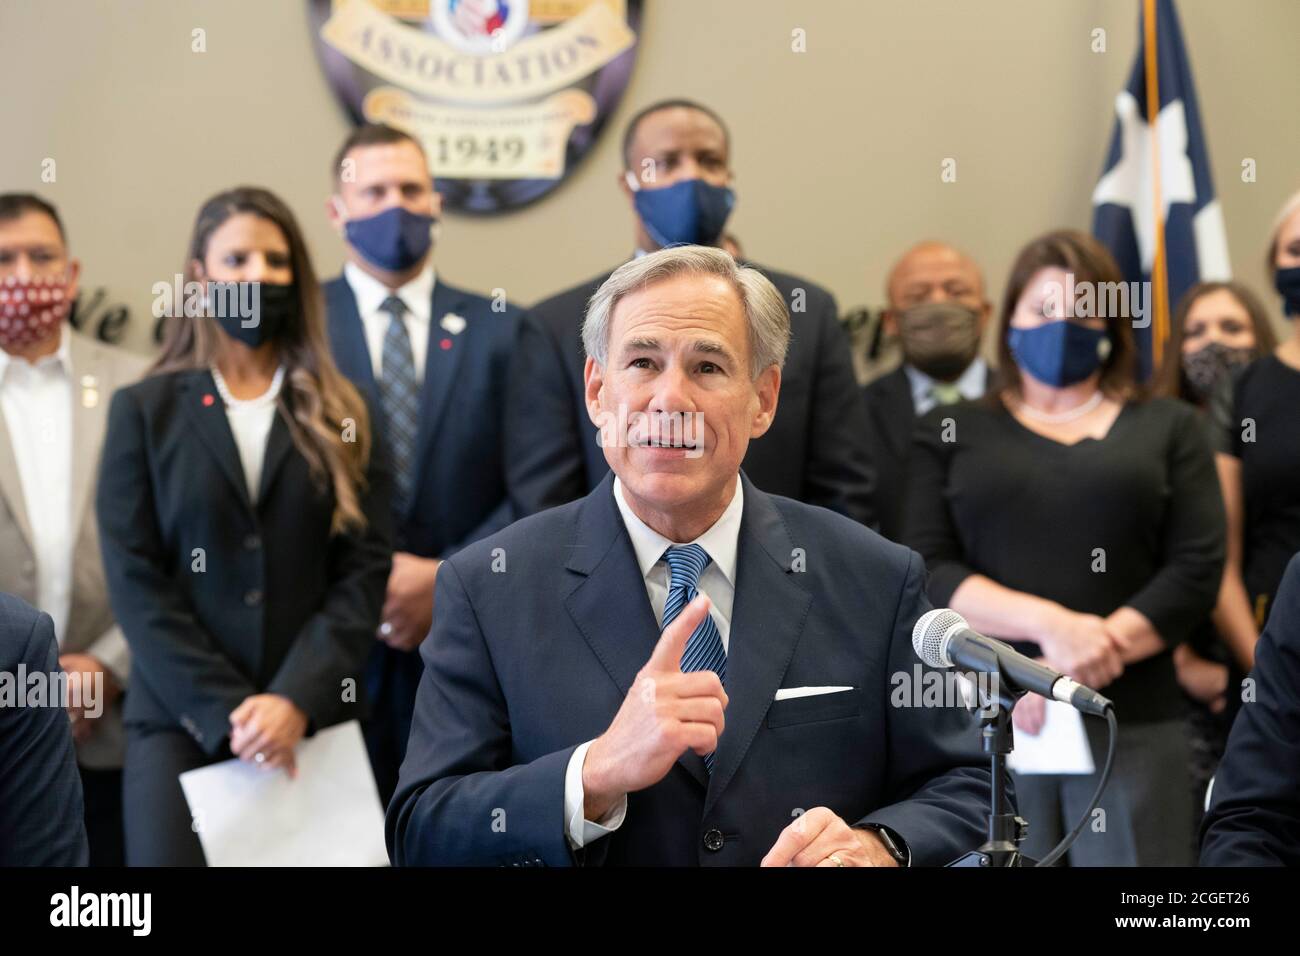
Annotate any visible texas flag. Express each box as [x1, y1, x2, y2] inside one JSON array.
[[1091, 0, 1230, 380]]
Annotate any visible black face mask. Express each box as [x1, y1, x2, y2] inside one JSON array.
[[1182, 341, 1255, 403], [1275, 265, 1300, 317], [209, 281, 296, 348], [895, 301, 982, 381]]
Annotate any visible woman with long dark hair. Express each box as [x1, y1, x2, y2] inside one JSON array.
[[1153, 280, 1275, 836], [97, 187, 392, 865], [905, 230, 1225, 865]]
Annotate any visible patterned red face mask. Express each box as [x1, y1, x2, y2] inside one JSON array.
[[0, 274, 70, 349]]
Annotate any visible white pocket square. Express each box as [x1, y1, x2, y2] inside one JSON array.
[[773, 686, 854, 701], [439, 312, 467, 335]]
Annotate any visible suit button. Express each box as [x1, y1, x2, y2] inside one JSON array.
[[243, 533, 261, 550], [244, 589, 262, 606], [702, 829, 724, 852]]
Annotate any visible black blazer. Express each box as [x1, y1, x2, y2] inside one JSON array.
[[1201, 553, 1300, 865], [861, 365, 990, 543], [0, 593, 88, 866], [504, 263, 877, 527], [323, 275, 521, 558], [96, 370, 393, 756], [388, 472, 997, 866]]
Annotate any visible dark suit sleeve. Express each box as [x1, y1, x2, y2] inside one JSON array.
[[97, 387, 257, 754], [0, 609, 89, 866], [1201, 555, 1300, 866], [856, 550, 1001, 865], [903, 410, 978, 605], [267, 421, 394, 729], [1122, 405, 1225, 644], [504, 310, 589, 517], [799, 291, 878, 528], [386, 559, 577, 866]]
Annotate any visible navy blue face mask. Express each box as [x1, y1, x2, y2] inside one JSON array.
[[1008, 319, 1111, 387], [1274, 265, 1300, 317], [344, 205, 436, 272], [632, 177, 735, 248]]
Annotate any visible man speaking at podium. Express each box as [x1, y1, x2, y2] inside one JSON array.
[[388, 246, 995, 866]]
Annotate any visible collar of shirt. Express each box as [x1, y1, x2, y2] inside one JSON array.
[[904, 356, 988, 416], [612, 474, 743, 588], [0, 322, 72, 388], [343, 259, 435, 325]]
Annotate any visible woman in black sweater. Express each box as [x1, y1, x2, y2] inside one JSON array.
[[905, 230, 1225, 865]]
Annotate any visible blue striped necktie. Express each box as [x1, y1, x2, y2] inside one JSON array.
[[661, 543, 727, 772], [378, 295, 419, 518]]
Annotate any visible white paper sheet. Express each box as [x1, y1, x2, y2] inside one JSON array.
[[179, 720, 389, 866], [1007, 699, 1097, 775]]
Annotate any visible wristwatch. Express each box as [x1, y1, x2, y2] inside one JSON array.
[[859, 824, 910, 867]]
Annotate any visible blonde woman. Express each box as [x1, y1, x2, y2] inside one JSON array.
[[97, 187, 392, 865]]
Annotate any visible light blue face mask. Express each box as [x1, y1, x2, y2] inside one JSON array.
[[628, 175, 735, 248], [1008, 320, 1111, 387]]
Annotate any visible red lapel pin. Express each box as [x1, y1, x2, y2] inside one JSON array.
[[440, 338, 453, 351], [202, 393, 215, 407]]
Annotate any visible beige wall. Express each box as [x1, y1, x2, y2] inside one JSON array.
[[2, 0, 1297, 355]]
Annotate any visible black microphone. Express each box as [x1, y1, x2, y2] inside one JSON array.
[[911, 608, 1113, 717]]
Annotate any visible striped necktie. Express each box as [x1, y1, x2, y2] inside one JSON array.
[[661, 543, 727, 772], [378, 295, 419, 518]]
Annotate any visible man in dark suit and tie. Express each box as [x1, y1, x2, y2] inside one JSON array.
[[861, 241, 992, 541], [506, 98, 876, 528], [389, 246, 997, 866], [1200, 553, 1300, 866], [0, 592, 88, 866], [323, 124, 522, 803]]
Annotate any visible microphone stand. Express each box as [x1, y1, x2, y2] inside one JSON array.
[[947, 647, 1033, 867]]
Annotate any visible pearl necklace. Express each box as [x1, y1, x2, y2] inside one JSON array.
[[1013, 390, 1104, 424], [210, 364, 286, 408]]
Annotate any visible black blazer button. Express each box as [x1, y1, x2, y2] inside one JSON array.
[[244, 533, 261, 550], [244, 588, 263, 606], [702, 828, 724, 852]]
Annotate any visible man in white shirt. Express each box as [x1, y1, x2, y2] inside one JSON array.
[[0, 193, 147, 865], [389, 245, 997, 866], [321, 125, 523, 804]]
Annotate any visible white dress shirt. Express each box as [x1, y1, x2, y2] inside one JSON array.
[[563, 475, 745, 849], [0, 325, 73, 642], [904, 356, 988, 416], [209, 364, 286, 503], [343, 261, 434, 385]]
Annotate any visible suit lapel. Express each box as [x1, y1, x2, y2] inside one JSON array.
[[326, 278, 378, 397], [67, 334, 110, 538], [0, 397, 34, 550], [180, 371, 254, 514], [703, 473, 813, 816], [256, 408, 294, 505], [411, 280, 469, 475], [562, 474, 709, 790], [874, 366, 917, 460]]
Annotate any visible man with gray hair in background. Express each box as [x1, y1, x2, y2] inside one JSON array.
[[388, 245, 996, 866]]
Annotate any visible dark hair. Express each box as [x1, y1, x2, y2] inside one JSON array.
[[154, 186, 371, 534], [331, 123, 427, 184], [1153, 280, 1278, 402], [993, 229, 1141, 400], [620, 98, 730, 169], [0, 193, 66, 244]]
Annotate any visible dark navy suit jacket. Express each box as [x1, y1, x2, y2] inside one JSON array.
[[505, 263, 877, 527], [324, 275, 521, 559], [1201, 553, 1300, 866], [0, 593, 88, 866], [387, 472, 998, 866]]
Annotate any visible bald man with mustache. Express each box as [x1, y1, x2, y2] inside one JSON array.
[[862, 242, 993, 542]]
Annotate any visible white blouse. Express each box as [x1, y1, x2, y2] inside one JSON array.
[[209, 364, 286, 503]]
